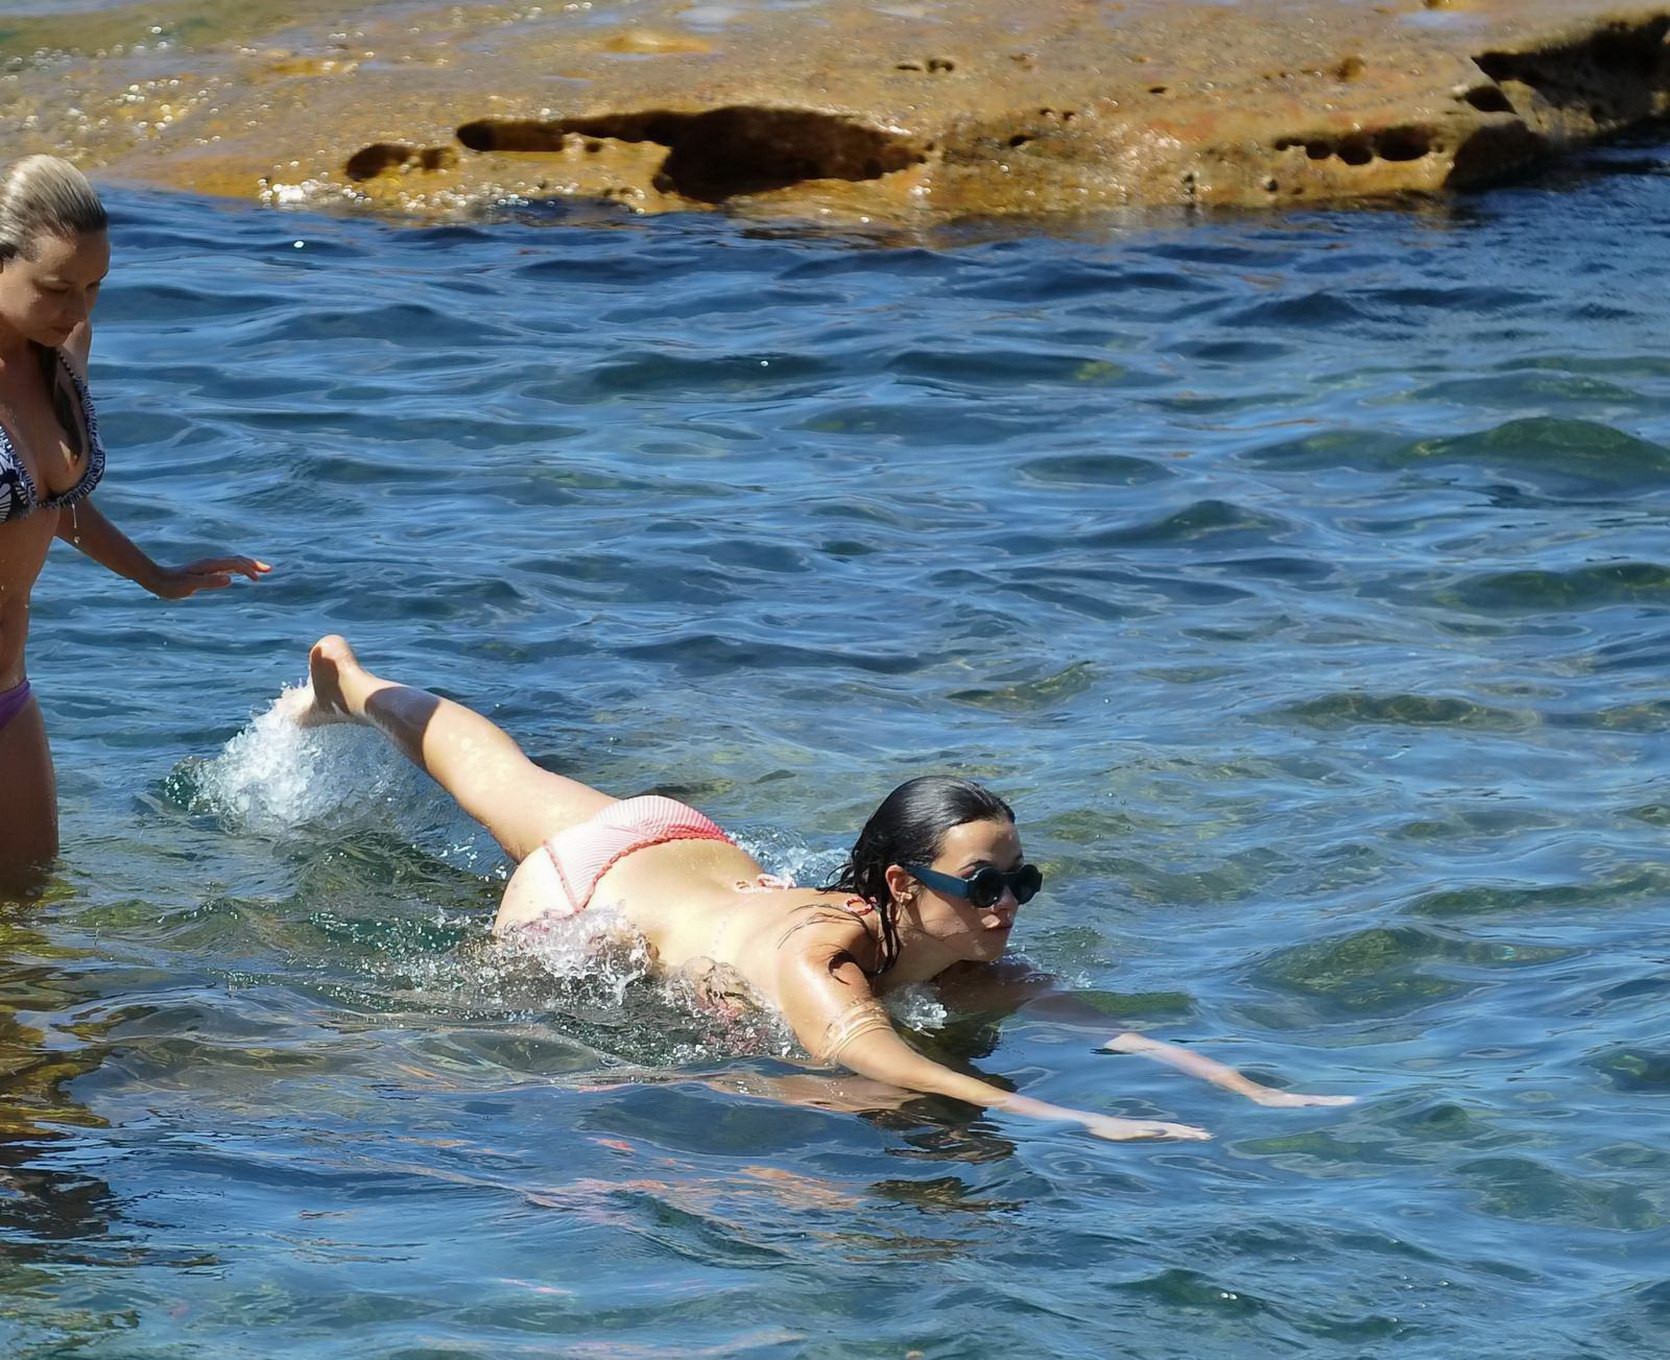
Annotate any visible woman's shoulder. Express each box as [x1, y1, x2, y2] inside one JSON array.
[[760, 890, 883, 963], [729, 873, 872, 926]]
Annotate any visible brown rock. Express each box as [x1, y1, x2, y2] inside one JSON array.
[[601, 29, 715, 57], [1, 0, 1666, 224]]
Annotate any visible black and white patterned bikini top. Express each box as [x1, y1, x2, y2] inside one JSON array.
[[0, 344, 106, 523]]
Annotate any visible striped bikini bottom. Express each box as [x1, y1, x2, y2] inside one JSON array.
[[540, 794, 735, 918]]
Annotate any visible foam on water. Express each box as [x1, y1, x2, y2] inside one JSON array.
[[184, 687, 422, 835], [729, 826, 845, 891], [886, 982, 949, 1032], [499, 900, 653, 994]]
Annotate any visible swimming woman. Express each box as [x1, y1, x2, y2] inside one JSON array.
[[297, 634, 1352, 1142], [0, 156, 269, 882]]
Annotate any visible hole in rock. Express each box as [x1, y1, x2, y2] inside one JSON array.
[[1374, 127, 1433, 161], [1336, 136, 1374, 166], [344, 142, 456, 181], [457, 108, 926, 202], [1462, 84, 1516, 114]]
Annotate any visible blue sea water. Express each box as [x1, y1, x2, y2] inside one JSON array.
[[6, 139, 1670, 1358]]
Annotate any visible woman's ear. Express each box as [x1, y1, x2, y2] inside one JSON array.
[[882, 863, 914, 907]]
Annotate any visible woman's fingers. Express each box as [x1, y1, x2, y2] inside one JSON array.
[[182, 555, 271, 580], [1250, 1090, 1356, 1108], [1083, 1114, 1213, 1142]]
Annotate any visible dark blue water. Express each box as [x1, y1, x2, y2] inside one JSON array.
[[8, 140, 1670, 1357]]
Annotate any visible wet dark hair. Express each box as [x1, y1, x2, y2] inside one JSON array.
[[823, 776, 1016, 974]]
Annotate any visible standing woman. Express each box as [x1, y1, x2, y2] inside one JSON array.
[[0, 155, 268, 883]]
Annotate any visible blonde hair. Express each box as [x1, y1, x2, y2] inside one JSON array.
[[0, 155, 107, 262]]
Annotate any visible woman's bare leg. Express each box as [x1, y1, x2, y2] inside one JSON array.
[[300, 635, 614, 861], [0, 697, 57, 895]]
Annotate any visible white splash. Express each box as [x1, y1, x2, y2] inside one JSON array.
[[886, 983, 949, 1032], [190, 685, 420, 834], [499, 901, 654, 1001], [731, 826, 844, 892]]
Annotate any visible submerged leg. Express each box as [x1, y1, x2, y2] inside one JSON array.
[[300, 635, 613, 861], [0, 696, 58, 896]]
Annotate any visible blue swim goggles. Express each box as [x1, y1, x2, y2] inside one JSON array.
[[904, 862, 1044, 910]]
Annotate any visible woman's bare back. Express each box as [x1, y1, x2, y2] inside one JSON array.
[[497, 834, 879, 1015]]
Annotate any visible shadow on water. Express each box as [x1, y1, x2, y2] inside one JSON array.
[[0, 886, 123, 1296]]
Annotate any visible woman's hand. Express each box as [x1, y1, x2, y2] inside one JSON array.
[[147, 556, 271, 598], [1241, 1088, 1356, 1109], [1104, 1032, 1354, 1109], [1078, 1113, 1213, 1142], [999, 1093, 1211, 1141], [57, 501, 273, 599]]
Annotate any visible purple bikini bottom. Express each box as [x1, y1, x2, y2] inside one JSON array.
[[0, 680, 34, 733]]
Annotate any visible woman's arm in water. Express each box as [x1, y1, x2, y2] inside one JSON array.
[[53, 325, 269, 598], [55, 498, 269, 598], [935, 962, 1354, 1109], [1101, 1032, 1355, 1107], [773, 943, 1210, 1142]]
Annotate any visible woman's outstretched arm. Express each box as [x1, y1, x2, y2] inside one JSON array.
[[53, 324, 269, 597], [773, 942, 1210, 1142], [56, 498, 269, 597], [1102, 1032, 1355, 1108], [936, 963, 1353, 1109]]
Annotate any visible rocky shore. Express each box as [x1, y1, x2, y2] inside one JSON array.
[[3, 0, 1668, 223]]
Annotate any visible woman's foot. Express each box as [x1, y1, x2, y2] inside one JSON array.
[[294, 634, 366, 727]]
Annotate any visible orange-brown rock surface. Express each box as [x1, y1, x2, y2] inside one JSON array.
[[2, 0, 1667, 223]]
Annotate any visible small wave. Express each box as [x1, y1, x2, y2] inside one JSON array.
[[1084, 498, 1297, 550], [262, 301, 510, 348], [1360, 284, 1542, 312], [620, 631, 922, 676], [1274, 691, 1532, 731], [794, 400, 1032, 447], [1415, 418, 1670, 495], [1018, 451, 1172, 487], [1591, 1046, 1670, 1094], [1250, 925, 1567, 1019], [1442, 561, 1670, 613], [1226, 292, 1369, 329], [1244, 419, 1670, 499], [946, 660, 1097, 712], [1407, 867, 1670, 920]]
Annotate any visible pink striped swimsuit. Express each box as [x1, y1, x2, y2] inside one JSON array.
[[541, 795, 737, 918]]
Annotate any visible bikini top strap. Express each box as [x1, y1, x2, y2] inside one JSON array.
[[44, 344, 94, 461], [31, 345, 104, 509]]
